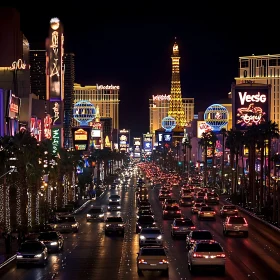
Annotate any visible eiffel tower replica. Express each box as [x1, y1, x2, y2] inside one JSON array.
[[168, 39, 186, 128]]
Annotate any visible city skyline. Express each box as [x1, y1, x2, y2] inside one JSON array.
[[13, 5, 280, 136]]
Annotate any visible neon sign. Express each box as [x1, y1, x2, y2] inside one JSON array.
[[10, 59, 26, 70], [51, 128, 60, 154], [44, 114, 52, 139], [238, 92, 266, 105], [152, 94, 170, 101], [237, 103, 266, 126], [119, 129, 129, 133], [97, 85, 120, 90], [52, 102, 60, 125]]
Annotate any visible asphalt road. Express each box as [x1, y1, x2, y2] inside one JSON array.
[[1, 175, 280, 280]]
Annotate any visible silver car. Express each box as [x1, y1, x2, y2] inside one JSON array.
[[86, 206, 105, 222], [198, 206, 216, 220], [223, 216, 248, 237], [108, 201, 121, 211], [109, 194, 121, 202], [220, 205, 238, 217], [137, 246, 169, 275], [16, 240, 48, 266], [171, 218, 196, 238], [188, 240, 226, 274], [139, 227, 163, 247], [50, 215, 79, 233]]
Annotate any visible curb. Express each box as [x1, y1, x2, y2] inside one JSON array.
[[0, 255, 16, 274], [221, 199, 280, 233]]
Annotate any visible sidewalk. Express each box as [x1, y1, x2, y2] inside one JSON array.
[[0, 235, 18, 272]]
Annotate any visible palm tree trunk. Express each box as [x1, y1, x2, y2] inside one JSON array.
[[273, 159, 277, 222], [203, 143, 207, 187], [252, 144, 256, 209], [260, 142, 264, 210], [221, 133, 225, 193]]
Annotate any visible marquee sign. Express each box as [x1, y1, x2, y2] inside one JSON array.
[[72, 127, 91, 151], [44, 114, 52, 139], [232, 84, 270, 130], [143, 133, 153, 152], [7, 92, 20, 119], [51, 128, 60, 155], [152, 94, 171, 101], [97, 84, 120, 90]]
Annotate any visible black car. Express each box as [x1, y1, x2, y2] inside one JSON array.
[[186, 230, 214, 250], [136, 215, 155, 233], [38, 231, 64, 252], [137, 200, 151, 208]]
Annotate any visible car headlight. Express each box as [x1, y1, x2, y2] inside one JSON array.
[[109, 199, 112, 202], [117, 206, 121, 209], [106, 224, 110, 227], [72, 223, 78, 227], [87, 214, 91, 217], [116, 199, 120, 202], [99, 214, 104, 217], [153, 222, 156, 225], [140, 235, 145, 240], [118, 224, 124, 227], [50, 242, 58, 246], [53, 225, 57, 229], [108, 206, 111, 209], [157, 235, 162, 240], [34, 254, 42, 258], [16, 253, 22, 258]]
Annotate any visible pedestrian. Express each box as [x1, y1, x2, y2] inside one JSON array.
[[4, 232, 12, 255]]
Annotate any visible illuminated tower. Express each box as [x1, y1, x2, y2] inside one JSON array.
[[168, 39, 186, 127]]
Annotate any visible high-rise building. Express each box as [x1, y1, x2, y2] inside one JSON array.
[[30, 50, 46, 99], [168, 40, 186, 127], [63, 53, 75, 148], [236, 54, 280, 126], [149, 94, 194, 134], [73, 83, 120, 129]]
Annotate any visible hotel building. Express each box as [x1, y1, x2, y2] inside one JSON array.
[[149, 94, 194, 134], [73, 83, 120, 129], [236, 54, 280, 125]]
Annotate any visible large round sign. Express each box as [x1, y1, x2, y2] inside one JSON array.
[[204, 104, 229, 131], [162, 116, 176, 132], [73, 100, 96, 126]]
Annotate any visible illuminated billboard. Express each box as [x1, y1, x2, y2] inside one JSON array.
[[143, 133, 153, 152], [91, 122, 102, 138], [119, 129, 130, 152], [133, 137, 141, 158], [7, 92, 20, 119], [72, 127, 91, 151], [47, 18, 64, 101], [51, 128, 60, 155], [232, 84, 270, 130], [197, 121, 213, 138]]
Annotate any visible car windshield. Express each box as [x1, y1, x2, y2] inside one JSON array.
[[141, 229, 161, 234], [183, 190, 191, 193], [20, 242, 43, 251], [175, 220, 193, 226], [229, 217, 246, 224], [196, 243, 223, 252], [141, 248, 166, 256], [160, 191, 170, 194], [88, 208, 102, 213], [58, 216, 76, 223], [109, 195, 120, 198], [166, 199, 177, 203], [138, 216, 154, 223], [165, 206, 180, 211], [106, 217, 123, 223], [109, 202, 120, 205], [224, 206, 236, 210], [201, 207, 213, 211], [192, 231, 213, 239], [208, 193, 218, 197], [182, 197, 192, 201], [194, 203, 201, 207], [139, 210, 152, 214], [38, 232, 58, 240]]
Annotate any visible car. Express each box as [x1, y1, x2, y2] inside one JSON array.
[[162, 205, 182, 220], [16, 240, 48, 266], [86, 206, 105, 222], [223, 216, 248, 237], [198, 206, 216, 220], [137, 246, 169, 275], [191, 203, 207, 214], [137, 200, 151, 208], [109, 194, 121, 202], [179, 196, 194, 207], [136, 215, 156, 233], [105, 216, 125, 236], [162, 198, 179, 209], [137, 209, 154, 219], [220, 205, 238, 217], [37, 231, 64, 252], [180, 189, 192, 197], [158, 190, 172, 201], [49, 215, 79, 233], [108, 201, 121, 211], [186, 230, 214, 250], [171, 218, 195, 238], [195, 197, 204, 204], [188, 240, 226, 274], [139, 228, 163, 247], [204, 192, 219, 204]]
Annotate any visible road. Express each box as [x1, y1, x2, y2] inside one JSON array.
[[1, 175, 280, 280]]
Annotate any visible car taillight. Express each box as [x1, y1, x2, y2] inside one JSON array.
[[227, 224, 232, 226], [161, 259, 168, 263], [190, 226, 196, 229], [234, 210, 238, 212], [223, 210, 227, 212], [190, 239, 195, 243], [176, 211, 181, 213], [216, 254, 226, 258], [138, 259, 146, 263], [243, 224, 248, 226], [173, 226, 179, 230], [164, 210, 168, 213], [193, 253, 203, 258], [212, 211, 216, 214]]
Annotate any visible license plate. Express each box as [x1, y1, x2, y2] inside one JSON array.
[[170, 211, 174, 214], [150, 264, 157, 266], [183, 228, 187, 230]]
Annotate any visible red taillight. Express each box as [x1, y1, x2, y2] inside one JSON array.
[[190, 226, 196, 229], [193, 253, 203, 258], [213, 211, 216, 214], [223, 210, 227, 212], [173, 226, 179, 230], [164, 210, 168, 213], [176, 211, 181, 213], [190, 239, 195, 243], [243, 224, 248, 226], [138, 259, 145, 263], [161, 259, 168, 263], [227, 224, 232, 226], [216, 254, 226, 258]]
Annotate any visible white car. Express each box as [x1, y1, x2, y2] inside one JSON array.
[[108, 201, 121, 211], [223, 216, 248, 237], [198, 206, 216, 220], [137, 246, 169, 275], [109, 194, 121, 202], [188, 240, 226, 274], [139, 227, 163, 247]]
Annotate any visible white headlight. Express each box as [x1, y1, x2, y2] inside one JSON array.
[[99, 214, 104, 217], [140, 235, 145, 240], [117, 206, 121, 209], [34, 254, 42, 258], [157, 235, 162, 240], [50, 242, 58, 246], [87, 214, 91, 217]]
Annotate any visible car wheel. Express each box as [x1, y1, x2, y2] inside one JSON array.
[[220, 266, 225, 275]]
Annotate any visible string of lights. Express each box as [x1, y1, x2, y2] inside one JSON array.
[[27, 191, 32, 228], [5, 185, 10, 232], [0, 185, 4, 224], [72, 171, 76, 202], [35, 193, 40, 225], [16, 185, 21, 226], [63, 175, 68, 207]]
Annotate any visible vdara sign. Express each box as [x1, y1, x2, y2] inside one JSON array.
[[152, 94, 170, 101], [10, 59, 26, 70], [238, 92, 266, 105], [97, 85, 120, 90]]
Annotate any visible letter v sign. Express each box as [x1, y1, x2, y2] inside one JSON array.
[[238, 92, 247, 105]]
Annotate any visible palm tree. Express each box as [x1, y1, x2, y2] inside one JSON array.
[[220, 128, 227, 193]]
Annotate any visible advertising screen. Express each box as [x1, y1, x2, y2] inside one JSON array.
[[7, 92, 20, 119], [119, 130, 130, 152], [143, 133, 153, 151], [91, 129, 101, 138], [72, 127, 91, 151], [232, 84, 270, 130], [163, 132, 172, 142], [197, 121, 213, 138]]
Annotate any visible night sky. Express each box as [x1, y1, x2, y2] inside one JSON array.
[[13, 4, 280, 137]]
